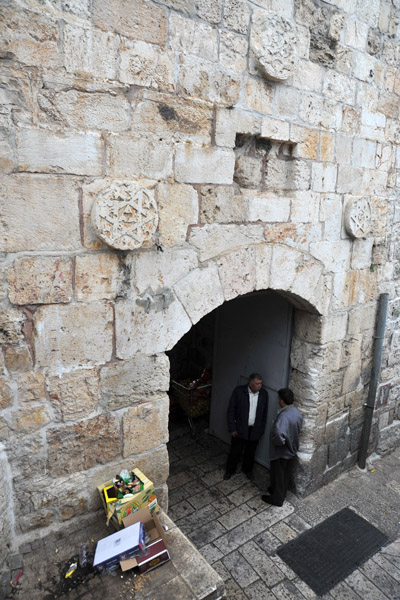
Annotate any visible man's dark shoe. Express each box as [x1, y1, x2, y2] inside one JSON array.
[[261, 494, 283, 507], [242, 470, 252, 479], [223, 472, 232, 480]]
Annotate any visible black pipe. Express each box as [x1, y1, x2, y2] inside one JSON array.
[[358, 293, 389, 470]]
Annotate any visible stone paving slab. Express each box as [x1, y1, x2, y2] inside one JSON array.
[[168, 422, 400, 600]]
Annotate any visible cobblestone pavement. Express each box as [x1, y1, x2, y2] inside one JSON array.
[[4, 413, 400, 600], [168, 413, 400, 600]]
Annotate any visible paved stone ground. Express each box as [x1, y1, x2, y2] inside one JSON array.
[[3, 412, 400, 600], [168, 412, 400, 599]]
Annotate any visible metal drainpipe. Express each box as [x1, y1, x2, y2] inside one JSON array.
[[357, 292, 389, 470]]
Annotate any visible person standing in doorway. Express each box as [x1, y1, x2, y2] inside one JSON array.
[[262, 387, 302, 506], [223, 373, 269, 480]]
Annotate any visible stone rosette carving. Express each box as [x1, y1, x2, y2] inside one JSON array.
[[344, 197, 372, 239], [91, 182, 158, 250], [250, 10, 297, 81]]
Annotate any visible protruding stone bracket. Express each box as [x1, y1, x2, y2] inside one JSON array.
[[250, 10, 297, 81], [344, 197, 372, 239], [91, 181, 158, 250]]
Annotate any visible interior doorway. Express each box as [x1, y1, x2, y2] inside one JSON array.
[[167, 290, 293, 468]]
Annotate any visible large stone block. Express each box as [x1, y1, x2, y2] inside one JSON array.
[[115, 295, 192, 358], [234, 155, 262, 188], [75, 254, 122, 302], [63, 24, 118, 79], [215, 108, 261, 148], [290, 191, 320, 224], [174, 264, 224, 324], [53, 91, 130, 132], [17, 372, 46, 403], [264, 222, 323, 254], [169, 12, 218, 62], [195, 0, 222, 23], [120, 40, 175, 91], [93, 0, 167, 45], [0, 380, 13, 409], [352, 138, 377, 168], [4, 346, 32, 373], [16, 472, 88, 532], [254, 244, 272, 291], [47, 414, 120, 476], [175, 145, 235, 184], [290, 125, 319, 160], [122, 395, 169, 456], [157, 182, 199, 248], [0, 6, 61, 70], [311, 162, 337, 193], [132, 92, 213, 145], [200, 185, 246, 223], [270, 246, 324, 311], [48, 370, 99, 422], [245, 192, 291, 222], [100, 354, 169, 410], [220, 30, 248, 72], [294, 311, 348, 344], [16, 129, 103, 176], [135, 248, 198, 296], [378, 420, 400, 454], [242, 76, 273, 114], [189, 223, 264, 262], [223, 0, 250, 33], [0, 175, 81, 252], [33, 303, 113, 373], [217, 248, 255, 301], [7, 257, 73, 305], [0, 309, 26, 345], [107, 134, 173, 179], [12, 406, 51, 433], [310, 240, 351, 272], [178, 55, 241, 106]]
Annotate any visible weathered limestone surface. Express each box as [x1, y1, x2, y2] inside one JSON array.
[[157, 182, 199, 247], [33, 303, 113, 372], [1, 0, 400, 565], [99, 354, 170, 410], [47, 414, 121, 476], [48, 370, 100, 422], [0, 176, 81, 252], [122, 394, 169, 456], [8, 257, 73, 305], [115, 295, 192, 358]]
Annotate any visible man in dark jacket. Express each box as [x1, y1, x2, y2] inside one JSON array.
[[224, 373, 269, 480], [262, 387, 302, 506]]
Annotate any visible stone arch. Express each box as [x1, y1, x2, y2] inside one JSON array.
[[115, 243, 339, 496]]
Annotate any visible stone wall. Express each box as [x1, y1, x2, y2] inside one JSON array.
[[1, 0, 400, 559]]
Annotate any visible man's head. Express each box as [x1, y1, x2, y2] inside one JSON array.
[[248, 373, 263, 393], [278, 388, 294, 407]]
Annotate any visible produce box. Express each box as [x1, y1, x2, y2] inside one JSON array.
[[97, 468, 158, 528]]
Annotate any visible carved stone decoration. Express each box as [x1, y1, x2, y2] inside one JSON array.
[[91, 182, 158, 250], [250, 10, 297, 81], [344, 197, 372, 239]]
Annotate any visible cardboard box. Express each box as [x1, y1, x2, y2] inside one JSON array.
[[97, 468, 158, 527], [93, 521, 146, 572], [120, 506, 170, 573]]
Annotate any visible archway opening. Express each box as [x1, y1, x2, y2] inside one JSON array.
[[167, 289, 294, 473]]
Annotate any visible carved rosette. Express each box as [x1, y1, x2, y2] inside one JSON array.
[[91, 182, 158, 250], [344, 197, 372, 239], [250, 10, 297, 81]]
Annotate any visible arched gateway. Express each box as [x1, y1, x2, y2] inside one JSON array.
[[113, 242, 357, 499]]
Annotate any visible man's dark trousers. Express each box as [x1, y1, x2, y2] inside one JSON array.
[[226, 427, 258, 475], [269, 457, 295, 506]]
